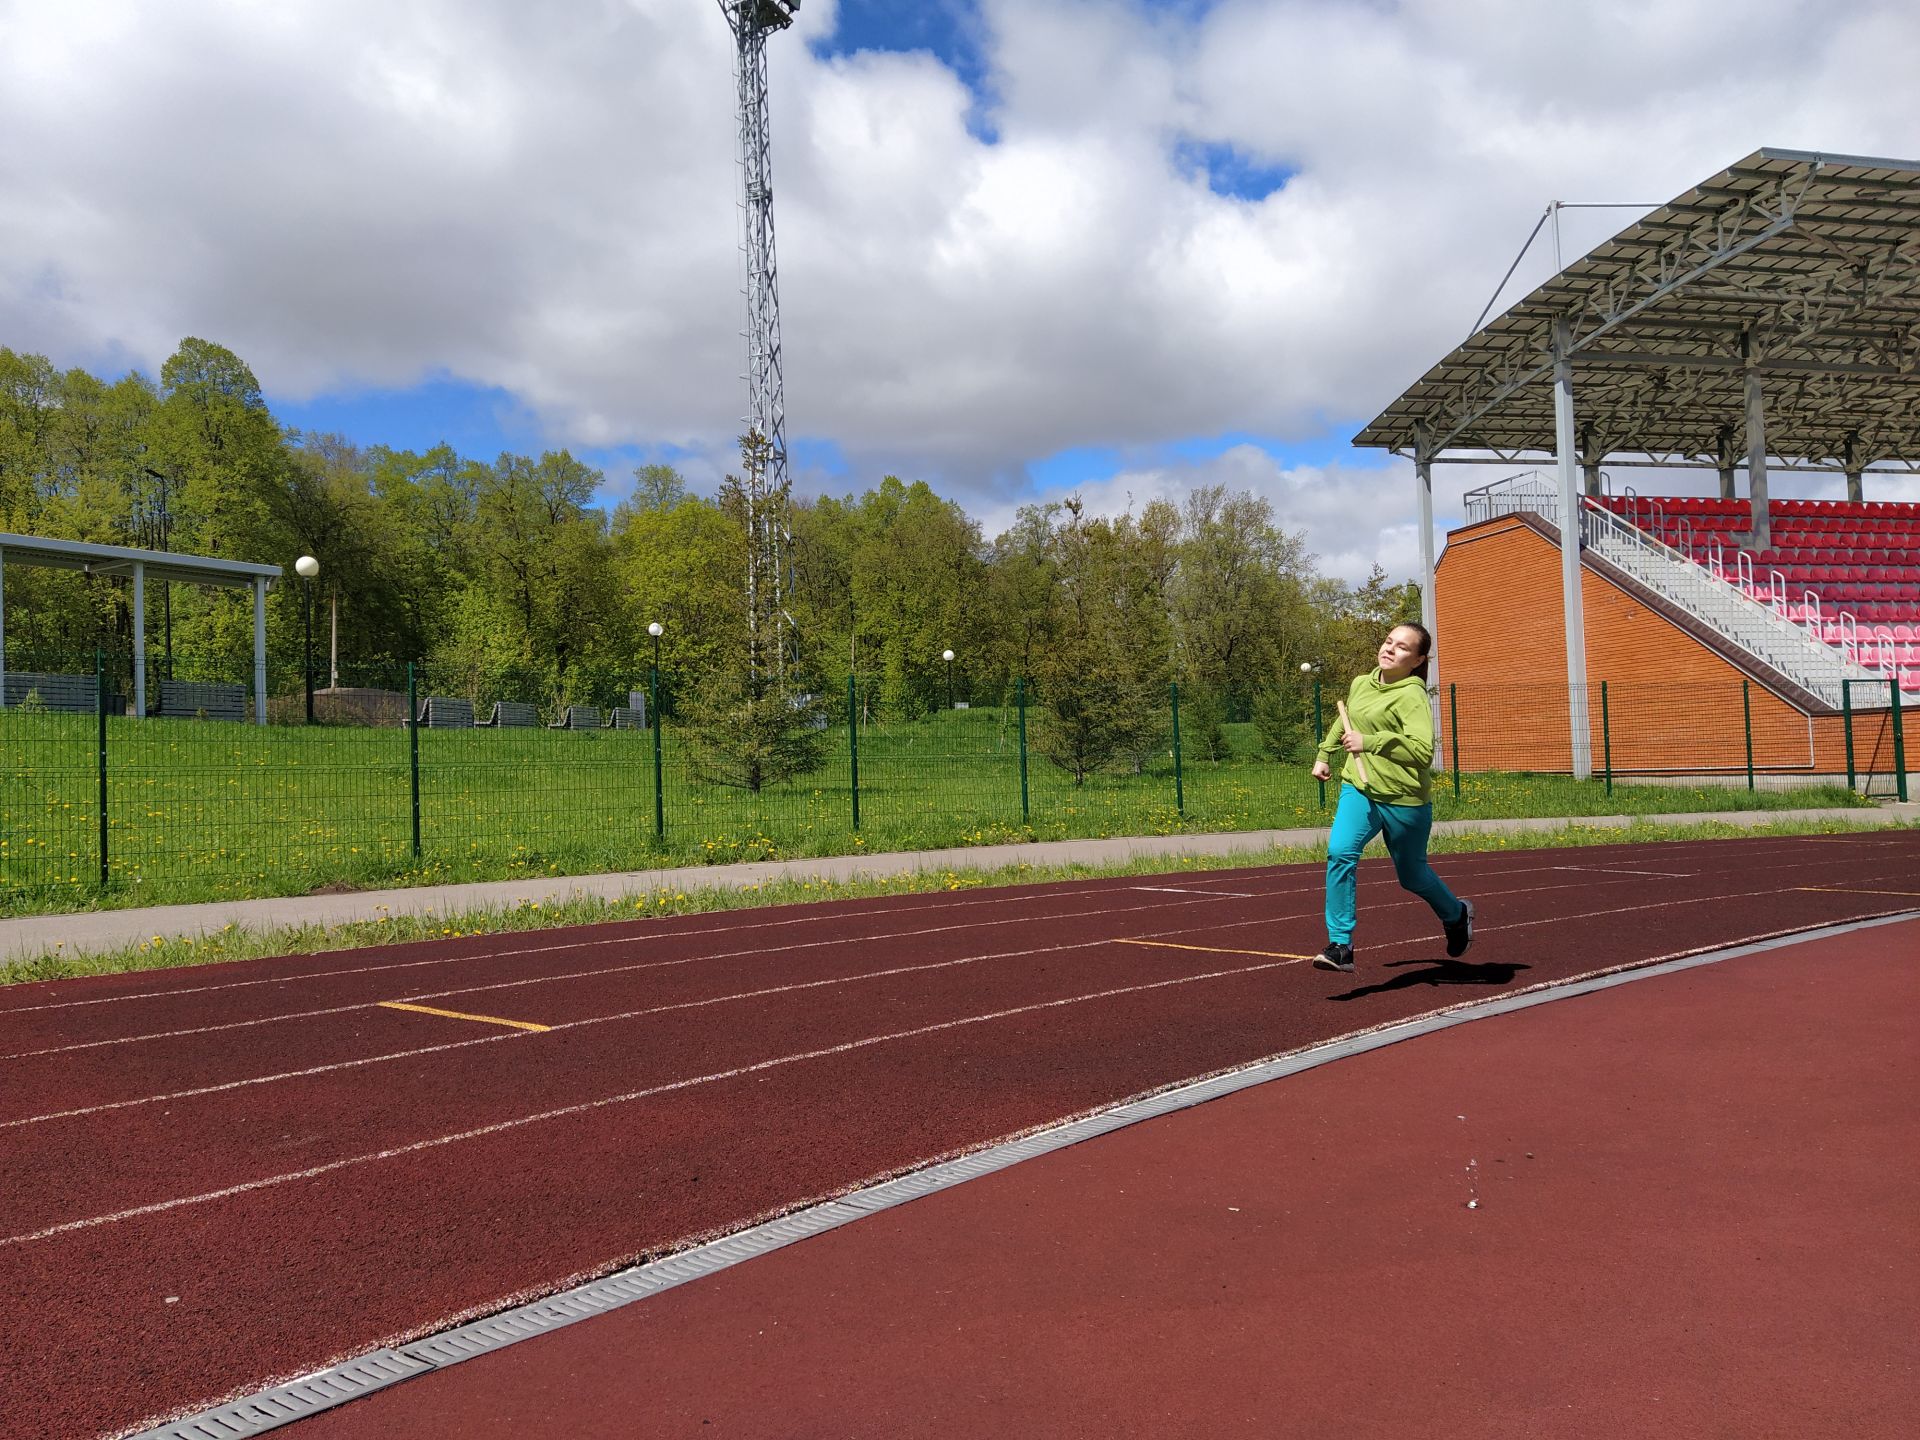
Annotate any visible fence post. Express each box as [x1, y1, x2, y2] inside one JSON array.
[[1842, 679, 1856, 794], [847, 675, 861, 831], [1449, 682, 1461, 801], [1313, 679, 1326, 809], [1741, 679, 1755, 792], [1893, 680, 1909, 804], [1600, 680, 1612, 798], [96, 647, 109, 889], [1170, 681, 1184, 816], [1015, 676, 1030, 825], [650, 662, 664, 841], [407, 662, 422, 858]]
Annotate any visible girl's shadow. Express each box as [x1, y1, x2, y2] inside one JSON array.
[[1329, 957, 1531, 1001]]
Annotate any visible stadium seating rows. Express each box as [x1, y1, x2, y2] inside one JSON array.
[[1590, 495, 1920, 694]]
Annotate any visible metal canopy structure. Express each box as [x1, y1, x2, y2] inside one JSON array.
[[1352, 148, 1920, 780], [0, 532, 282, 723], [1356, 148, 1920, 476]]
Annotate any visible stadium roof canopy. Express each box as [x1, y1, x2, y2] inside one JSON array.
[[1355, 148, 1920, 475]]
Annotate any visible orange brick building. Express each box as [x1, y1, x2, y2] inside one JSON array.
[[1435, 513, 1903, 782]]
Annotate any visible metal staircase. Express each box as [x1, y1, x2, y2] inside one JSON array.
[[1461, 473, 1886, 708]]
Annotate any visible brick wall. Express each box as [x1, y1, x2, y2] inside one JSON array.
[[1435, 516, 1901, 778]]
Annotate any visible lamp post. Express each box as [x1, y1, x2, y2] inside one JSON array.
[[942, 648, 955, 711], [295, 555, 319, 722], [648, 621, 664, 840]]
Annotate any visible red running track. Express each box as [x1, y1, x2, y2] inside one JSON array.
[[302, 915, 1920, 1439], [1, 832, 1916, 1437]]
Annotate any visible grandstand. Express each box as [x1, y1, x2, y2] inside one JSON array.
[[1593, 495, 1920, 694], [1437, 479, 1909, 786], [1354, 148, 1920, 786]]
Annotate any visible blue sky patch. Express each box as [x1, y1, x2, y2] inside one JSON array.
[[268, 376, 544, 462], [811, 0, 988, 97], [1173, 139, 1293, 202]]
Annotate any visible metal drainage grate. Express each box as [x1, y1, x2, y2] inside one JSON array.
[[131, 1350, 433, 1439]]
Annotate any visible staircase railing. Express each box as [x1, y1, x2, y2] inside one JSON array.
[[1462, 473, 1883, 706]]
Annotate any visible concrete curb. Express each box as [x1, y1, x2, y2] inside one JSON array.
[[3, 803, 1915, 965]]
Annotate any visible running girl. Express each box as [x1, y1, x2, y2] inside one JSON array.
[[1309, 622, 1472, 972]]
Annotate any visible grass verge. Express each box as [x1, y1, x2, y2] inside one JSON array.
[[3, 813, 1909, 987]]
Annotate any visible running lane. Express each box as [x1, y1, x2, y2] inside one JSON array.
[[2, 832, 1916, 1437], [307, 917, 1920, 1440]]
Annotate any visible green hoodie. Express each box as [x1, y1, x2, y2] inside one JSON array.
[[1316, 669, 1436, 805]]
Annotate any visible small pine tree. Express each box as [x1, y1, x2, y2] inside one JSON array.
[[679, 666, 830, 794], [1177, 685, 1229, 762], [1251, 681, 1313, 761]]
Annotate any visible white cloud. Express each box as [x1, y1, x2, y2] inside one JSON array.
[[3, 0, 1917, 545]]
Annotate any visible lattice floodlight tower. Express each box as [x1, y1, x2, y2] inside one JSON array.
[[718, 0, 800, 681]]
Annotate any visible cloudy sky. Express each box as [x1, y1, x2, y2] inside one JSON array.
[[4, 0, 1918, 579]]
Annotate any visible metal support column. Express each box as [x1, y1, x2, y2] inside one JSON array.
[[132, 561, 147, 719], [1551, 318, 1593, 779], [1716, 426, 1738, 502], [1841, 680, 1855, 793], [1413, 431, 1442, 763], [1843, 432, 1864, 505], [252, 576, 268, 725], [1744, 347, 1771, 553]]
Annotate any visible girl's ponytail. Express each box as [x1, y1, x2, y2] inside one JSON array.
[[1402, 621, 1433, 682]]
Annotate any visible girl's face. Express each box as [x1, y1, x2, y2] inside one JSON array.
[[1377, 626, 1427, 680]]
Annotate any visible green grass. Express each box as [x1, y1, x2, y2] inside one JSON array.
[[3, 813, 1908, 986], [0, 706, 1877, 916]]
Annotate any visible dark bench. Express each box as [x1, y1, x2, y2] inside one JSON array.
[[416, 696, 475, 728], [157, 679, 247, 721], [2, 671, 122, 715], [608, 706, 647, 729], [478, 700, 540, 728], [550, 704, 602, 730]]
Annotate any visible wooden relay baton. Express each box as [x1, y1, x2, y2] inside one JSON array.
[[1336, 700, 1369, 785]]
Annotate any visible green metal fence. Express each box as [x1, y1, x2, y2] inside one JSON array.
[[0, 656, 1896, 914]]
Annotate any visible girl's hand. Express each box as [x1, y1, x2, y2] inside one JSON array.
[[1341, 728, 1367, 755], [1310, 759, 1332, 781]]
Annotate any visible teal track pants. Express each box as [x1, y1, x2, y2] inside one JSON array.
[[1325, 783, 1463, 945]]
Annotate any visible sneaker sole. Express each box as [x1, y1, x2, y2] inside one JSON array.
[[1312, 956, 1355, 973]]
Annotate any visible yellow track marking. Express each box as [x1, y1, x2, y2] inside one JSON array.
[[1796, 886, 1920, 898], [1116, 939, 1313, 961], [377, 1001, 551, 1033]]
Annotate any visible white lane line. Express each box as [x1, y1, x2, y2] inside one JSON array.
[[0, 892, 1270, 1060], [16, 865, 1919, 1132], [0, 954, 1309, 1250], [379, 852, 1857, 1006], [4, 829, 1894, 1015], [1132, 886, 1257, 897], [1552, 866, 1691, 878], [1, 848, 1890, 1061], [0, 938, 1121, 1129], [0, 882, 1165, 1014]]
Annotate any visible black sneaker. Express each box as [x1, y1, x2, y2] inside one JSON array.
[[1313, 942, 1355, 973], [1445, 899, 1475, 958]]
